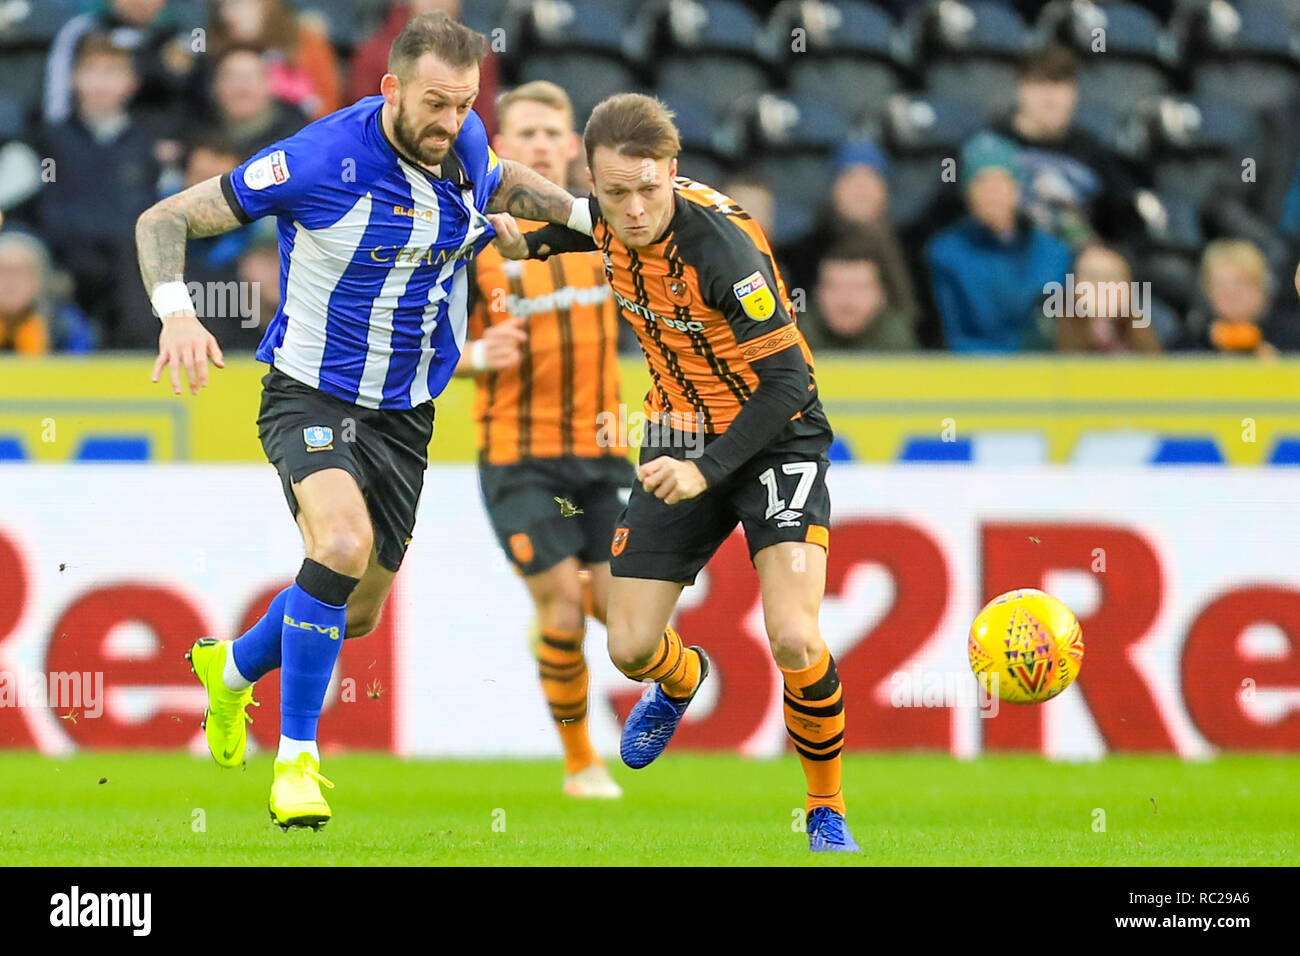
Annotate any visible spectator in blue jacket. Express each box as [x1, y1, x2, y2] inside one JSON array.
[[926, 133, 1072, 352]]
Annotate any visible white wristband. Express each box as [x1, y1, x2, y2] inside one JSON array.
[[151, 280, 194, 320], [469, 338, 490, 371], [566, 197, 593, 235]]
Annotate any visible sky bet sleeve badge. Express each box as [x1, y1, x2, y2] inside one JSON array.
[[732, 270, 776, 320], [303, 425, 334, 452]]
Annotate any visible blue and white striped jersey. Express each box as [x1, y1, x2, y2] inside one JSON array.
[[221, 95, 501, 409]]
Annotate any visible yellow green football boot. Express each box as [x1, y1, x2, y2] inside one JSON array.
[[185, 637, 258, 768], [269, 752, 334, 830]]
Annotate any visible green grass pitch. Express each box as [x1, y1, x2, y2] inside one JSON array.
[[0, 751, 1295, 866]]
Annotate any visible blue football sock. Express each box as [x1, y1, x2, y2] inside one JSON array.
[[280, 561, 358, 743], [230, 587, 290, 683]]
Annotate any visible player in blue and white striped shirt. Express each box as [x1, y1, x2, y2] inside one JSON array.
[[134, 11, 592, 828]]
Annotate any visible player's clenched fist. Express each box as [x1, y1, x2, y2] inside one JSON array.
[[638, 456, 708, 505], [152, 311, 225, 396], [488, 213, 528, 260]]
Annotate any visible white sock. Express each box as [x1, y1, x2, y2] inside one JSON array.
[[222, 644, 253, 691], [278, 735, 319, 762]]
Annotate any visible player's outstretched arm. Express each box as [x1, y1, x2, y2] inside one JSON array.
[[135, 176, 239, 395], [487, 158, 592, 233]]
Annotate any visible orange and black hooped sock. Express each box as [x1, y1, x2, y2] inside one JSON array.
[[619, 626, 701, 702], [781, 649, 846, 816], [537, 627, 599, 774]]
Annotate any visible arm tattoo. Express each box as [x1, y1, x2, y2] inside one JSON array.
[[486, 158, 577, 224], [135, 175, 243, 294]]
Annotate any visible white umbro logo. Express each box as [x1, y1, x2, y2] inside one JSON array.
[[773, 509, 803, 527]]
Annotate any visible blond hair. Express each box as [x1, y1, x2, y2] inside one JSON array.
[[497, 80, 574, 131], [1200, 239, 1270, 294]]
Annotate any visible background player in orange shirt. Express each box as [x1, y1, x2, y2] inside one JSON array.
[[490, 94, 858, 851], [457, 81, 630, 799]]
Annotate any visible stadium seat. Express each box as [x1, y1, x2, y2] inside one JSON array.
[[753, 152, 833, 207], [675, 151, 725, 188], [735, 94, 850, 152], [297, 0, 364, 49], [771, 195, 817, 247], [668, 0, 764, 58], [519, 54, 636, 124], [1150, 437, 1224, 465], [1056, 1, 1169, 61], [887, 156, 947, 230], [0, 49, 46, 114], [73, 436, 151, 462], [1140, 249, 1200, 315], [1154, 156, 1233, 209], [0, 92, 24, 140], [1191, 62, 1299, 115], [1076, 60, 1169, 113], [788, 58, 901, 124], [461, 0, 511, 35], [923, 60, 1017, 117], [656, 56, 768, 116], [522, 0, 634, 58], [1142, 187, 1207, 249], [885, 93, 988, 154], [1207, 3, 1297, 59], [658, 95, 723, 156], [1151, 95, 1260, 152], [766, 0, 897, 61], [916, 0, 1034, 59], [0, 0, 80, 48]]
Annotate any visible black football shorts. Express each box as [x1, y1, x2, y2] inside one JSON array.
[[257, 367, 435, 572], [478, 453, 636, 575], [610, 426, 832, 585]]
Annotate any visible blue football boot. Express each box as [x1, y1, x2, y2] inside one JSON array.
[[807, 806, 861, 852], [619, 646, 710, 769]]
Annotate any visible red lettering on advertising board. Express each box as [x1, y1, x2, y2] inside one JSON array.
[[1183, 586, 1300, 748], [981, 523, 1172, 751]]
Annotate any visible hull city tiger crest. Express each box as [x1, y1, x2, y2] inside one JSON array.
[[663, 276, 693, 307], [611, 526, 629, 557]]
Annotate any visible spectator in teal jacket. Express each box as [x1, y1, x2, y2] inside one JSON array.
[[926, 133, 1072, 352]]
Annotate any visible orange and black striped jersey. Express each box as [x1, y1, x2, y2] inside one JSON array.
[[523, 178, 831, 485], [469, 221, 623, 465], [528, 177, 826, 429]]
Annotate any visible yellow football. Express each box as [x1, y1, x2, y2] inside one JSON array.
[[969, 589, 1084, 704]]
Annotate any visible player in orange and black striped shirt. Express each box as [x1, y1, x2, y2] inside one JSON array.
[[489, 93, 858, 851], [455, 82, 631, 799]]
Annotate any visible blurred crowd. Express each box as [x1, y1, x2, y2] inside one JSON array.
[[0, 0, 1297, 359]]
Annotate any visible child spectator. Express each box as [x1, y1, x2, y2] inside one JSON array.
[[926, 133, 1072, 352], [37, 32, 162, 347], [1056, 245, 1161, 353], [45, 0, 196, 129], [1183, 240, 1299, 356]]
